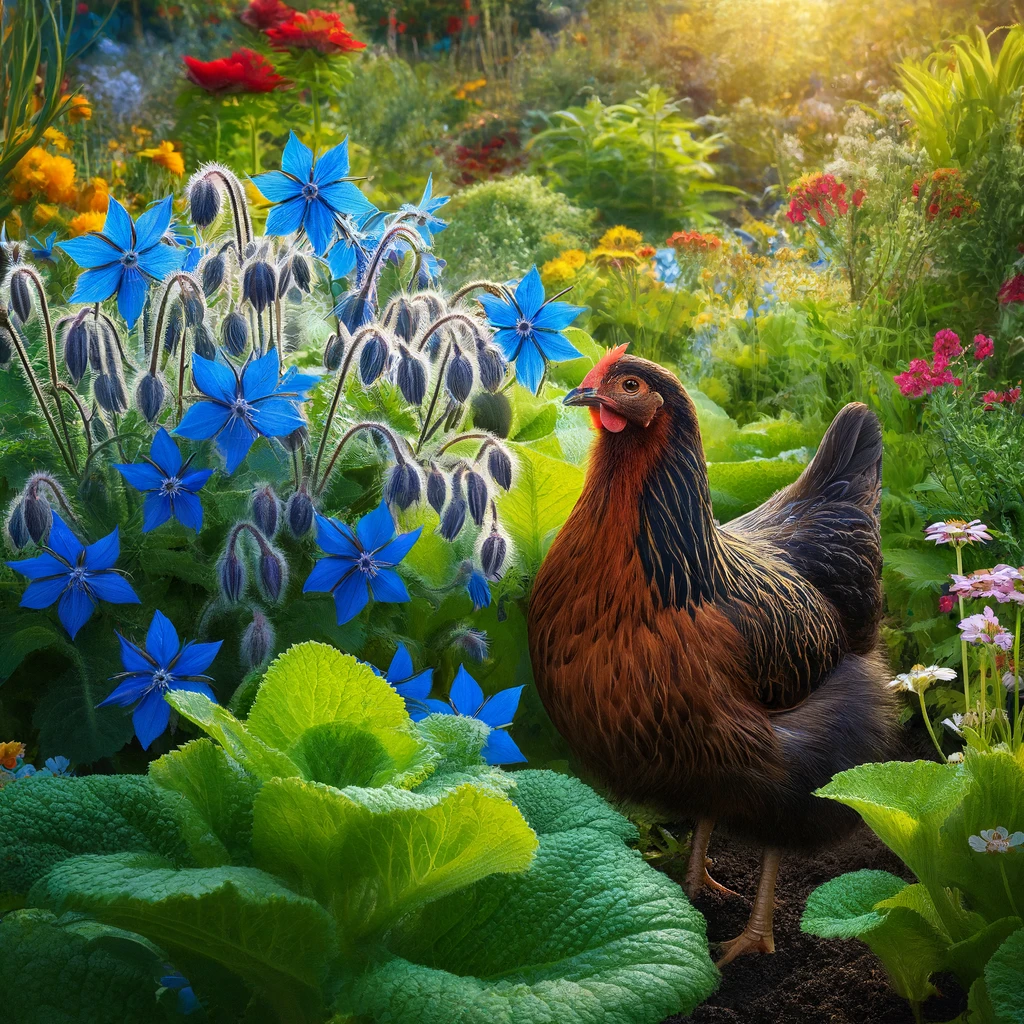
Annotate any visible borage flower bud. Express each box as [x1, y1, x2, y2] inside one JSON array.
[[455, 627, 489, 663], [164, 301, 183, 355], [289, 253, 312, 294], [487, 446, 513, 490], [183, 294, 205, 328], [202, 254, 226, 296], [477, 344, 507, 393], [471, 391, 512, 437], [426, 463, 447, 514], [466, 470, 488, 526], [258, 546, 286, 603], [10, 272, 32, 323], [445, 344, 473, 403], [323, 332, 345, 372], [243, 260, 276, 313], [252, 484, 280, 538], [222, 310, 249, 356], [22, 488, 52, 544], [135, 372, 166, 423], [64, 315, 90, 384], [6, 498, 30, 550], [94, 371, 129, 414], [359, 332, 389, 385], [440, 492, 467, 542], [384, 295, 417, 343], [193, 323, 217, 360], [286, 489, 314, 537], [189, 176, 221, 228], [481, 528, 507, 578], [384, 461, 421, 511], [280, 425, 308, 452], [219, 547, 246, 603], [396, 345, 427, 405], [240, 609, 274, 671]]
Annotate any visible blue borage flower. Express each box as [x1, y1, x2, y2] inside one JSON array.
[[174, 350, 317, 474], [56, 196, 185, 329], [114, 428, 213, 533], [5, 513, 140, 638], [477, 265, 585, 393], [325, 211, 383, 280], [303, 500, 421, 625], [398, 174, 449, 245], [99, 609, 222, 750], [467, 567, 491, 611], [370, 643, 433, 721], [29, 231, 57, 263], [251, 131, 376, 257], [423, 666, 526, 764], [160, 971, 201, 1015]]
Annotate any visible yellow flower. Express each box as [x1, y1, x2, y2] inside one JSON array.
[[108, 139, 121, 152], [138, 140, 185, 177], [454, 78, 487, 100], [540, 257, 578, 290], [63, 94, 92, 122], [10, 147, 76, 204], [33, 204, 59, 225], [43, 126, 72, 152], [559, 248, 586, 270], [69, 210, 106, 236], [0, 741, 25, 770], [78, 177, 110, 214], [597, 225, 643, 252]]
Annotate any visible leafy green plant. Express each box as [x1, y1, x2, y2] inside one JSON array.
[[0, 640, 719, 1024], [802, 751, 1024, 1022]]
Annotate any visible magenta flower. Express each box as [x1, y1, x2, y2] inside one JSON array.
[[932, 328, 963, 363], [950, 565, 1024, 604], [925, 519, 991, 546], [958, 605, 1014, 650], [974, 334, 994, 360]]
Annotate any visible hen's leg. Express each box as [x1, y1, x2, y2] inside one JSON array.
[[684, 818, 741, 900], [715, 847, 781, 966]]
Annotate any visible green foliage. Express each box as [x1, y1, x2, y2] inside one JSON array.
[[802, 750, 1024, 1018], [434, 174, 595, 283], [2, 640, 718, 1024], [986, 926, 1024, 1023]]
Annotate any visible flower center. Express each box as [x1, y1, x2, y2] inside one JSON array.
[[152, 668, 173, 691], [122, 250, 139, 267], [231, 397, 253, 420], [69, 566, 88, 586], [161, 476, 181, 495], [515, 318, 533, 337], [357, 552, 377, 576], [302, 182, 319, 201]]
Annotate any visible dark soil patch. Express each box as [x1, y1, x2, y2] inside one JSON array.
[[662, 823, 967, 1024]]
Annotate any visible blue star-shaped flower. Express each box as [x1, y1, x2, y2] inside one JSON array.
[[160, 972, 201, 1015], [370, 643, 433, 721], [169, 223, 204, 273], [467, 568, 491, 611], [99, 609, 222, 751], [477, 265, 585, 394], [5, 513, 140, 639], [398, 174, 449, 245], [303, 501, 422, 625], [114, 428, 213, 533], [56, 196, 185, 330], [174, 350, 317, 474], [325, 212, 383, 280], [422, 667, 526, 764], [251, 132, 376, 257], [29, 231, 57, 263]]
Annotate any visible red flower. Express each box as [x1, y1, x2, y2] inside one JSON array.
[[932, 328, 963, 364], [265, 9, 365, 54], [939, 594, 955, 614], [447, 15, 463, 34], [786, 173, 861, 227], [183, 48, 287, 93], [666, 229, 722, 254], [239, 0, 292, 30], [913, 168, 977, 223], [974, 333, 994, 360], [894, 350, 962, 398], [998, 273, 1024, 304]]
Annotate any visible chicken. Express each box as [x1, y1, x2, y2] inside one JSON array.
[[527, 347, 896, 965]]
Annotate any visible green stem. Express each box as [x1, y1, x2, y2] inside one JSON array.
[[999, 861, 1021, 919], [918, 689, 945, 761], [980, 656, 988, 746], [1014, 605, 1021, 750], [311, 75, 321, 152], [957, 544, 971, 711]]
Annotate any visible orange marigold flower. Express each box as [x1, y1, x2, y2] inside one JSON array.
[[63, 94, 93, 122], [69, 210, 106, 236], [636, 244, 657, 258], [265, 8, 366, 54], [666, 229, 722, 254], [44, 126, 72, 152], [33, 203, 59, 225], [11, 146, 77, 204], [139, 140, 185, 176], [78, 176, 110, 213], [0, 741, 25, 771]]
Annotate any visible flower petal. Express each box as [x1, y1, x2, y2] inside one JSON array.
[[134, 196, 174, 252], [102, 197, 136, 251], [249, 396, 304, 438], [317, 181, 375, 219], [513, 338, 545, 394], [513, 266, 545, 319], [422, 698, 455, 716], [394, 667, 432, 701], [482, 727, 527, 765], [250, 169, 303, 204], [477, 292, 518, 329], [175, 400, 231, 441], [192, 353, 238, 404], [7, 551, 69, 580], [281, 131, 314, 183], [116, 267, 148, 330], [57, 586, 95, 638], [115, 462, 165, 493], [492, 327, 522, 361], [98, 674, 152, 707], [20, 575, 69, 609], [172, 681, 217, 703], [374, 527, 422, 566], [133, 689, 171, 750], [172, 490, 203, 533], [83, 527, 120, 571], [150, 427, 182, 475], [117, 633, 153, 674], [179, 468, 213, 493], [369, 568, 409, 604], [312, 137, 350, 185], [533, 329, 583, 363], [314, 515, 360, 558], [68, 262, 123, 304], [387, 643, 414, 682], [174, 640, 222, 677], [265, 196, 308, 238], [303, 197, 335, 257], [142, 492, 173, 532], [477, 685, 524, 728], [241, 349, 281, 402], [146, 609, 181, 666], [136, 241, 185, 282], [57, 233, 123, 269], [533, 301, 586, 333], [333, 571, 370, 624], [47, 514, 84, 564], [87, 571, 140, 605], [303, 555, 352, 593], [356, 500, 396, 552], [217, 415, 256, 474], [449, 665, 484, 716]]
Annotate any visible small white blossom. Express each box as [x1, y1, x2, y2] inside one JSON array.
[[947, 751, 964, 764], [888, 664, 957, 695], [968, 826, 1024, 854]]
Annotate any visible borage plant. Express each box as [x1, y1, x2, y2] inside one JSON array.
[[0, 129, 584, 767]]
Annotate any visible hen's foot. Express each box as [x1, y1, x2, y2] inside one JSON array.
[[684, 858, 742, 901], [714, 926, 775, 967]]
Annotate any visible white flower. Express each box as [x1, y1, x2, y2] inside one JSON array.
[[1003, 671, 1020, 692], [968, 826, 1024, 854], [942, 713, 964, 735], [925, 519, 992, 546], [888, 664, 957, 695]]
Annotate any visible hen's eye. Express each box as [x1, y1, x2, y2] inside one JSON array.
[[622, 378, 641, 394]]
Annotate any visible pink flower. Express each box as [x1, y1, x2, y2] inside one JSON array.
[[958, 605, 1014, 650], [933, 329, 963, 363], [950, 565, 1024, 603], [925, 519, 992, 546], [939, 594, 955, 614], [998, 274, 1024, 304], [974, 334, 994, 360]]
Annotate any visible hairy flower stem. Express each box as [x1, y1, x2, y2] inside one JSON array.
[[177, 326, 189, 423], [414, 312, 481, 353], [275, 297, 283, 361], [206, 168, 253, 251], [917, 690, 944, 762], [150, 273, 202, 377], [450, 280, 512, 304], [230, 521, 273, 558], [0, 313, 76, 475], [956, 545, 970, 711], [56, 382, 93, 456], [979, 657, 988, 746], [315, 422, 406, 499], [416, 341, 453, 454]]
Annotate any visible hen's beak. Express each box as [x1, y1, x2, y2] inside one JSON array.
[[563, 386, 600, 407]]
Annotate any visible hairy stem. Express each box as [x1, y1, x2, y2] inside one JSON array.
[[315, 421, 405, 498]]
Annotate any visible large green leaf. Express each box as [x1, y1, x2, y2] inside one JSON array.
[[986, 926, 1024, 1024], [497, 445, 584, 572], [31, 852, 337, 1019], [252, 777, 537, 943], [0, 909, 165, 1024], [801, 869, 909, 939], [343, 770, 718, 1024], [0, 774, 190, 897]]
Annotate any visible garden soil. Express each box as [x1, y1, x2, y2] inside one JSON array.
[[662, 823, 966, 1024]]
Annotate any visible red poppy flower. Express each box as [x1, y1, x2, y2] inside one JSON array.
[[240, 0, 292, 30], [183, 48, 287, 94], [265, 9, 365, 54]]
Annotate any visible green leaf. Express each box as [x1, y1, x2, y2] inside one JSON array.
[[0, 621, 82, 682], [252, 777, 537, 942], [344, 770, 718, 1024], [986, 926, 1024, 1024], [0, 774, 191, 897], [0, 909, 164, 1024], [149, 739, 259, 866], [801, 869, 908, 939], [31, 852, 337, 1013], [246, 641, 410, 751], [413, 713, 513, 797], [707, 459, 805, 522], [497, 445, 584, 572], [946, 917, 1024, 987], [862, 906, 946, 1005]]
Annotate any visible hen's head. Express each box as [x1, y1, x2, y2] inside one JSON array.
[[563, 346, 693, 436]]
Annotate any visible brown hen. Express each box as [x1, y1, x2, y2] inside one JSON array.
[[527, 348, 896, 964]]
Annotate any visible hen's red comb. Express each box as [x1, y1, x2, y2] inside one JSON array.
[[582, 343, 629, 388]]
